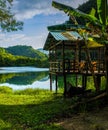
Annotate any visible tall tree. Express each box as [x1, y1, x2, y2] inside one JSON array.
[[0, 0, 23, 32]]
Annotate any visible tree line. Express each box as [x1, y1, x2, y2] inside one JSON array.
[[0, 48, 49, 68]]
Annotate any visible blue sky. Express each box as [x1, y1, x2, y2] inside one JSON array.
[[0, 0, 88, 49]]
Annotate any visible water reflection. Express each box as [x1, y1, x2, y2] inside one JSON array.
[[0, 72, 48, 85], [0, 67, 55, 90]]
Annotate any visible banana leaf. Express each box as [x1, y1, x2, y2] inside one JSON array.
[[97, 0, 108, 26], [52, 1, 101, 26], [89, 8, 96, 17]]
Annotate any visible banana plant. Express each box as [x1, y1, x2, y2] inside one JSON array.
[[97, 0, 108, 31], [52, 0, 108, 91], [52, 0, 108, 40], [52, 1, 101, 26]]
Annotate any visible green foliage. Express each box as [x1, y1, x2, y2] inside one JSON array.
[[0, 47, 49, 67], [52, 1, 101, 27], [101, 76, 106, 90], [34, 124, 65, 130], [14, 88, 50, 95], [0, 77, 106, 129], [0, 88, 72, 129], [0, 0, 23, 32], [6, 45, 48, 59], [52, 0, 108, 44], [97, 0, 108, 26]]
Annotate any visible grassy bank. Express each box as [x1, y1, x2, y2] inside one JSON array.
[[0, 86, 74, 130], [0, 85, 107, 130]]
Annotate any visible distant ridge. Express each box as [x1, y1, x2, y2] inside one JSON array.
[[0, 46, 49, 67], [5, 45, 48, 59]]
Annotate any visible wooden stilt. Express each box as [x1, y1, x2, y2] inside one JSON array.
[[96, 75, 101, 91], [82, 75, 87, 90], [64, 74, 67, 97], [50, 74, 52, 91], [55, 75, 58, 93], [76, 75, 78, 87]]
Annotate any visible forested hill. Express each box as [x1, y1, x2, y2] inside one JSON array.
[[0, 47, 49, 67], [5, 45, 48, 60]]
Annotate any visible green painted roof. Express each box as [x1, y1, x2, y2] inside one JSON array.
[[50, 32, 68, 40], [50, 31, 82, 40], [44, 31, 82, 50]]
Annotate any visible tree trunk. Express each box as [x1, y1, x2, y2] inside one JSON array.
[[84, 38, 99, 91]]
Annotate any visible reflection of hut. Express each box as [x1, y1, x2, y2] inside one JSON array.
[[44, 25, 105, 96]]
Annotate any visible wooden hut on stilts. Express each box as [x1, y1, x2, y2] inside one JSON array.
[[43, 22, 106, 97]]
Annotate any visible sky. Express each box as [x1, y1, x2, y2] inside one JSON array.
[[0, 0, 89, 49]]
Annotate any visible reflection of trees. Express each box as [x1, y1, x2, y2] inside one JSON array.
[[0, 72, 49, 85], [0, 73, 16, 83]]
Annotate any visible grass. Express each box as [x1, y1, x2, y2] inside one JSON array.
[[0, 76, 106, 130], [0, 86, 74, 130]]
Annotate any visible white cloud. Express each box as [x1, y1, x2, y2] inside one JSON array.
[[0, 0, 89, 49], [0, 33, 5, 39], [12, 0, 89, 20], [0, 32, 47, 49]]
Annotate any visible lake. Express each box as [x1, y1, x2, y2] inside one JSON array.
[[0, 67, 56, 90]]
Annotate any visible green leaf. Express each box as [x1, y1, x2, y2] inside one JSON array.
[[89, 8, 96, 17], [97, 0, 108, 26], [52, 1, 101, 26], [0, 0, 23, 32]]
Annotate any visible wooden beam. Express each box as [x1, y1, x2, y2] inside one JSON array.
[[49, 41, 62, 50]]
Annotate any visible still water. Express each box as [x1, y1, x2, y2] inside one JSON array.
[[0, 67, 55, 90]]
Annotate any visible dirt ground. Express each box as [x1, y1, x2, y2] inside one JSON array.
[[58, 106, 108, 130]]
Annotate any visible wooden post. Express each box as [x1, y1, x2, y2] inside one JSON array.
[[96, 75, 101, 91], [98, 48, 101, 73], [62, 41, 67, 97], [64, 74, 67, 97], [55, 75, 58, 93], [50, 74, 52, 91], [76, 74, 78, 87], [82, 75, 87, 90]]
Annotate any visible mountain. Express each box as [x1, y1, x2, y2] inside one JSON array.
[[0, 47, 34, 66], [5, 45, 48, 60], [0, 47, 14, 59], [0, 47, 49, 67]]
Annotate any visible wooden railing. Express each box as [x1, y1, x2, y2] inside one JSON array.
[[49, 61, 63, 72], [49, 60, 105, 74]]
